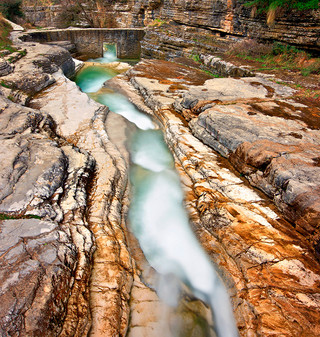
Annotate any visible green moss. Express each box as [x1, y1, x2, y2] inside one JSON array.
[[190, 53, 200, 63], [0, 80, 10, 88], [0, 213, 42, 221]]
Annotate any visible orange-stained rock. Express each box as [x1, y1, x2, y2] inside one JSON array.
[[106, 59, 320, 336]]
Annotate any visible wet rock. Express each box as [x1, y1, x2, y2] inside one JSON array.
[[112, 58, 320, 337], [127, 276, 216, 337]]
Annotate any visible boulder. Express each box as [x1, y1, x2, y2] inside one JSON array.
[[0, 59, 13, 77]]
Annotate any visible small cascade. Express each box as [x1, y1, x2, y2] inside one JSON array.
[[129, 129, 238, 337], [74, 49, 239, 337], [89, 43, 118, 63]]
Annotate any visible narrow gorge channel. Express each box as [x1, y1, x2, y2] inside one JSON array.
[[75, 50, 238, 337]]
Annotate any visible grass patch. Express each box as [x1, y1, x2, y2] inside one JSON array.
[[0, 80, 10, 88], [149, 18, 167, 27], [190, 52, 201, 63], [228, 39, 320, 76], [0, 213, 42, 221], [203, 69, 222, 78]]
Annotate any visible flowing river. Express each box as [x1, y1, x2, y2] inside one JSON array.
[[75, 49, 238, 337]]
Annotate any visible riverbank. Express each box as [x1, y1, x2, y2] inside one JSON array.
[[0, 23, 320, 337], [106, 59, 320, 336]]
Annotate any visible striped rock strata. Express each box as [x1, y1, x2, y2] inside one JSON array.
[[105, 59, 320, 337]]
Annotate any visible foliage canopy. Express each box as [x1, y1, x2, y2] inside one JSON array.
[[245, 0, 319, 12], [0, 0, 23, 20]]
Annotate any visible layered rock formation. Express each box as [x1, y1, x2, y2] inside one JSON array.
[[0, 83, 95, 337], [105, 59, 320, 336], [2, 15, 320, 337], [23, 1, 320, 52], [0, 36, 137, 335], [1, 27, 216, 336]]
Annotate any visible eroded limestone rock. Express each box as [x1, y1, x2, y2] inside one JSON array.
[[123, 60, 320, 254], [0, 93, 95, 336], [200, 54, 254, 78], [0, 218, 76, 336], [105, 59, 320, 337], [30, 71, 136, 337], [0, 39, 95, 335], [0, 42, 75, 103], [0, 59, 14, 77]]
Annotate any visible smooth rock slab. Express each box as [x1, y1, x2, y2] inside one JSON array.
[[189, 100, 320, 248], [0, 42, 75, 102]]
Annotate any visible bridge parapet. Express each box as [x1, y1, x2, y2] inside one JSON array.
[[21, 28, 146, 59]]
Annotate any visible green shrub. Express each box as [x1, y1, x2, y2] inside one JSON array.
[[245, 0, 319, 12], [272, 42, 300, 55], [0, 14, 15, 52], [301, 59, 320, 76], [0, 0, 23, 20]]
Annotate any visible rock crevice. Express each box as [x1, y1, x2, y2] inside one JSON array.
[[105, 59, 320, 336]]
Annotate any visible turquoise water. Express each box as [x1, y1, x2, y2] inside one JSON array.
[[129, 130, 238, 337], [75, 52, 238, 337], [75, 66, 116, 93], [89, 44, 118, 63], [88, 43, 139, 65], [95, 92, 154, 130]]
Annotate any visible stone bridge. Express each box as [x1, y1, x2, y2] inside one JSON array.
[[21, 28, 145, 59]]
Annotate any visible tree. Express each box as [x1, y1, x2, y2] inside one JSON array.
[[57, 0, 119, 28], [0, 0, 23, 20]]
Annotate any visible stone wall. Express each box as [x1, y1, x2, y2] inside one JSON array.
[[21, 28, 145, 59]]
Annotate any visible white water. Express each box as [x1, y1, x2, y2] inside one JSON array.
[[75, 48, 239, 337], [129, 130, 238, 337], [89, 43, 118, 63], [96, 93, 154, 130]]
